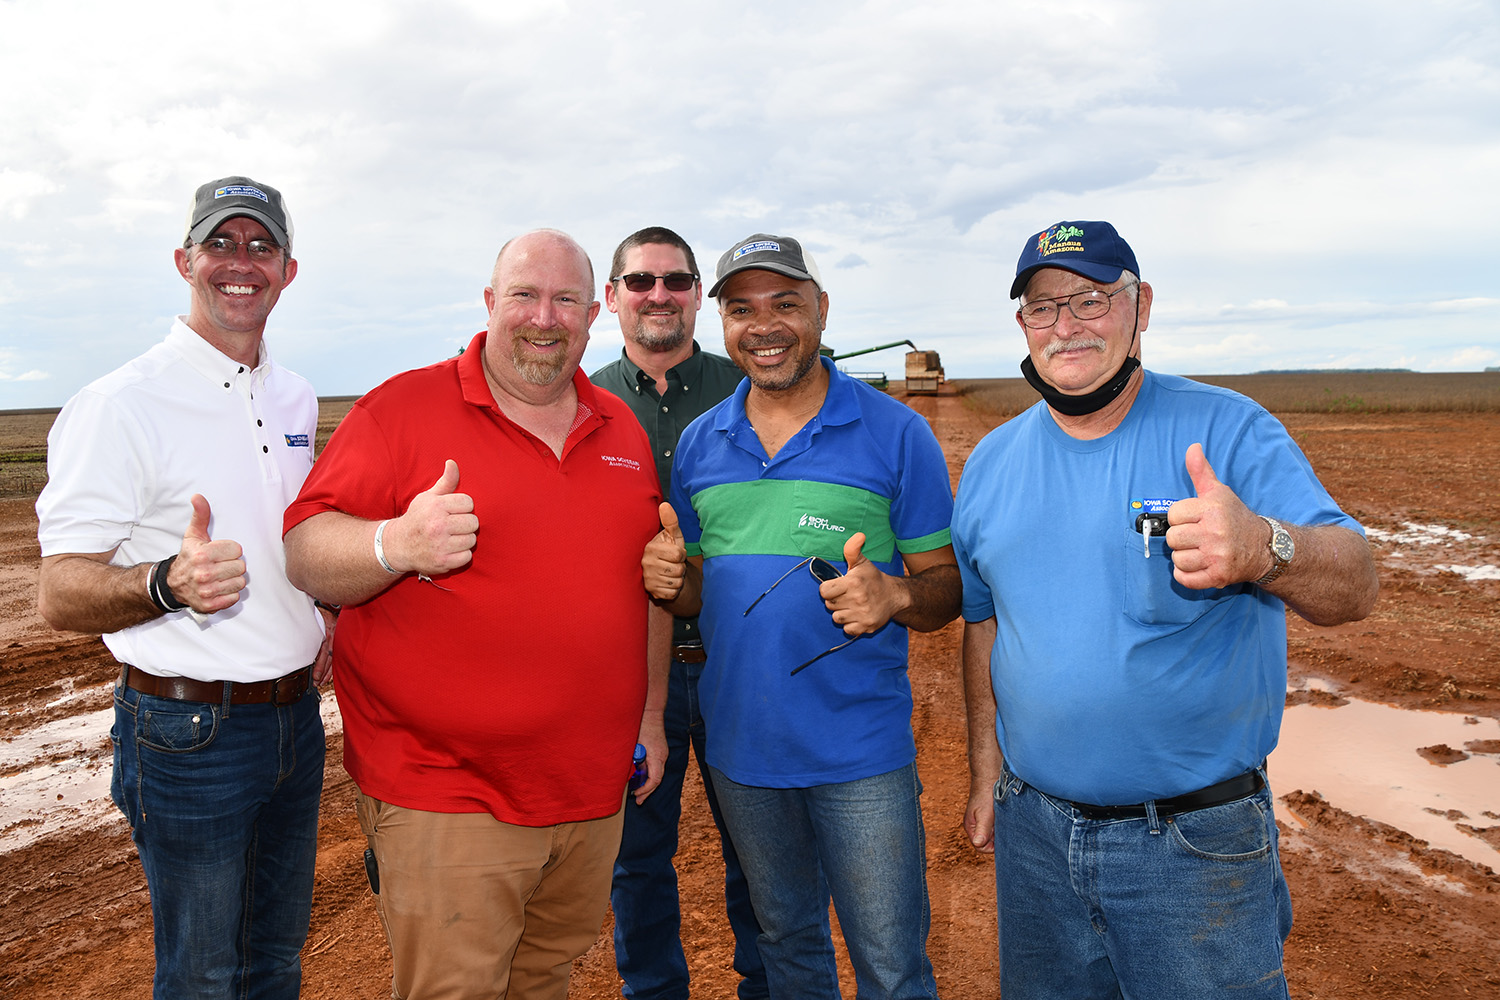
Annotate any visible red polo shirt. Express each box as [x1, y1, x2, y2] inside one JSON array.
[[285, 332, 660, 825]]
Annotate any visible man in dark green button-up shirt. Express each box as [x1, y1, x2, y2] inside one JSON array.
[[591, 227, 764, 1000]]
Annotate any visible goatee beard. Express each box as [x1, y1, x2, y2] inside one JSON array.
[[632, 316, 688, 353], [512, 330, 570, 386], [741, 348, 819, 393]]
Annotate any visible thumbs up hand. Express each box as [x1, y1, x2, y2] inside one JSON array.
[[1165, 443, 1267, 589], [821, 531, 904, 637], [383, 460, 479, 576], [642, 502, 688, 601], [169, 493, 248, 613]]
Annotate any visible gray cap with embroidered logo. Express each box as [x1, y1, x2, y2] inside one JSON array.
[[709, 233, 823, 297], [184, 176, 293, 250]]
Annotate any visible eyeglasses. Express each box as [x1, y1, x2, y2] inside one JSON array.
[[1019, 284, 1133, 329], [743, 556, 861, 675], [613, 271, 698, 293], [197, 237, 285, 261]]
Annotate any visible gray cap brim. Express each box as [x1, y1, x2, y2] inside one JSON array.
[[709, 260, 820, 298]]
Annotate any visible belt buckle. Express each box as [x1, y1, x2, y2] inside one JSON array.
[[672, 642, 707, 664], [270, 670, 305, 706]]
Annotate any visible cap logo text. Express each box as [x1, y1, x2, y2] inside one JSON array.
[[215, 185, 269, 203], [734, 240, 780, 260], [1036, 224, 1085, 257]]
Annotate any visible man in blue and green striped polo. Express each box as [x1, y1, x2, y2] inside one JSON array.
[[642, 232, 961, 1000]]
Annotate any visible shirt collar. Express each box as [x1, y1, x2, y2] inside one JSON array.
[[615, 341, 709, 394], [457, 329, 608, 428], [167, 316, 268, 393]]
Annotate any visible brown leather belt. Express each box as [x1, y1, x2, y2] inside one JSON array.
[[672, 643, 707, 664], [1066, 769, 1265, 821], [119, 664, 312, 706]]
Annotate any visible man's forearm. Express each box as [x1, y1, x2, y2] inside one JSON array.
[[1264, 524, 1379, 626], [961, 615, 1003, 852], [644, 602, 672, 712], [38, 552, 159, 634], [892, 563, 963, 632], [284, 512, 403, 606], [962, 616, 1003, 784]]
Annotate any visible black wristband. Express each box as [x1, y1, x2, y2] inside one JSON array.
[[148, 555, 189, 613]]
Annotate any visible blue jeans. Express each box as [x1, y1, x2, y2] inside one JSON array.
[[992, 765, 1292, 1000], [710, 762, 939, 1000], [111, 679, 325, 1000], [611, 659, 767, 999]]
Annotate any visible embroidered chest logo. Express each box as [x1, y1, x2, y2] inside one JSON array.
[[798, 513, 847, 534], [1130, 497, 1180, 559], [602, 454, 642, 471], [284, 434, 310, 448]]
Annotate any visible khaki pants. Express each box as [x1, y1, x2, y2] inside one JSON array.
[[356, 791, 625, 1000]]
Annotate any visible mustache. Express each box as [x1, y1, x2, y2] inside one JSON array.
[[510, 325, 570, 351], [1043, 337, 1108, 360], [739, 336, 797, 350]]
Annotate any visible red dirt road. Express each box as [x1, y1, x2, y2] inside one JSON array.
[[2, 392, 1497, 998]]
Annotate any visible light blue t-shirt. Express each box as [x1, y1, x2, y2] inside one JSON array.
[[673, 359, 954, 787], [952, 371, 1362, 804]]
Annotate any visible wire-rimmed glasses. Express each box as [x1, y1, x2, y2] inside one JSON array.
[[196, 237, 286, 261], [743, 556, 861, 675], [1018, 284, 1133, 329]]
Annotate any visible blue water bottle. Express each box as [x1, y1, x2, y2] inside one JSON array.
[[629, 743, 648, 791]]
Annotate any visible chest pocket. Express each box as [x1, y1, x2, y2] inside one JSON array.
[[788, 481, 891, 562], [1121, 524, 1223, 626]]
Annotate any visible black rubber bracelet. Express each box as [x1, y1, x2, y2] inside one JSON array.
[[148, 555, 189, 613]]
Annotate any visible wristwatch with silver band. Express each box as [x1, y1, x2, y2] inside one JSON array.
[[1255, 515, 1295, 586]]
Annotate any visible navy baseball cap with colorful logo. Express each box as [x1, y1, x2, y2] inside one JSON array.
[[1010, 220, 1138, 299], [184, 175, 293, 250]]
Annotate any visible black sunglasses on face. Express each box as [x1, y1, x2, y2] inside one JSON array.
[[743, 556, 861, 675], [613, 272, 698, 293]]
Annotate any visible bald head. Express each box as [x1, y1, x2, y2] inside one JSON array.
[[491, 229, 596, 302], [481, 228, 601, 400]]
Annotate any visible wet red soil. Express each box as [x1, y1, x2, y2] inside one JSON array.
[[2, 398, 1497, 998]]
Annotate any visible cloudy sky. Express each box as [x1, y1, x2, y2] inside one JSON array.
[[2, 0, 1496, 409]]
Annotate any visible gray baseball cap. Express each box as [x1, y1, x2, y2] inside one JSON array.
[[708, 233, 823, 297], [184, 176, 293, 250]]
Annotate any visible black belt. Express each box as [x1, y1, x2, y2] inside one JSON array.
[[672, 643, 707, 664], [120, 664, 312, 706], [1066, 769, 1264, 821]]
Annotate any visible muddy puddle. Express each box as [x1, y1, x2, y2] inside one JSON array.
[[0, 686, 345, 854], [1273, 680, 1500, 870], [5, 680, 1498, 875]]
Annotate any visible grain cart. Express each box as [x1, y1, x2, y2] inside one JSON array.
[[904, 350, 944, 394]]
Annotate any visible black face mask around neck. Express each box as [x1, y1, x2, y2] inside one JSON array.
[[1020, 353, 1141, 416]]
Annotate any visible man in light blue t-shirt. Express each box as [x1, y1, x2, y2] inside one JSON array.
[[953, 220, 1379, 1000]]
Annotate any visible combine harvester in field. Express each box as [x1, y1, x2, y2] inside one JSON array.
[[818, 339, 945, 395], [818, 339, 915, 390]]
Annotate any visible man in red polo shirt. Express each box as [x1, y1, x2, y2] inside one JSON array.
[[283, 228, 670, 1000]]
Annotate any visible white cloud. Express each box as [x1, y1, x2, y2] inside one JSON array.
[[0, 346, 51, 383], [1, 0, 1498, 408]]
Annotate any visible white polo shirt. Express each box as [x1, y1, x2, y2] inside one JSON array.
[[37, 318, 325, 683]]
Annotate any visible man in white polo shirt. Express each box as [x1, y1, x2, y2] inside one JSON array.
[[36, 175, 331, 1000]]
